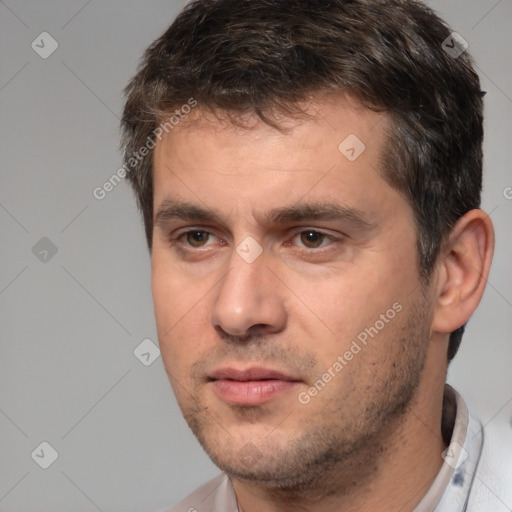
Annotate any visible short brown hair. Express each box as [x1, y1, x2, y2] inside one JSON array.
[[121, 0, 484, 360]]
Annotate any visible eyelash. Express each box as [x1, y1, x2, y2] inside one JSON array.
[[172, 228, 340, 251]]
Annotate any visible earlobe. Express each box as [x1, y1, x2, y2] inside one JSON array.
[[432, 209, 495, 334]]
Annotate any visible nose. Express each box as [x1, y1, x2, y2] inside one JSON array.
[[211, 245, 287, 339]]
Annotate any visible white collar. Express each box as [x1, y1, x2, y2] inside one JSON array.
[[415, 385, 483, 511]]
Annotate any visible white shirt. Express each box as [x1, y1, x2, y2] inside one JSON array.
[[164, 386, 512, 511]]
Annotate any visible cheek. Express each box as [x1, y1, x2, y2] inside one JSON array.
[[151, 258, 215, 380], [152, 262, 190, 368], [151, 251, 196, 326], [152, 266, 177, 334], [288, 258, 416, 371], [290, 264, 399, 332]]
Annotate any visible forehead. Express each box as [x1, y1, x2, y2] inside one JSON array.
[[154, 94, 388, 171], [151, 93, 401, 223]]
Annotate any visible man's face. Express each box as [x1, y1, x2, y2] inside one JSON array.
[[151, 95, 434, 488]]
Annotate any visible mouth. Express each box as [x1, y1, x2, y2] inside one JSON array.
[[208, 367, 302, 406]]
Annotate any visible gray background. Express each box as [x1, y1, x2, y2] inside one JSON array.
[[0, 1, 510, 511]]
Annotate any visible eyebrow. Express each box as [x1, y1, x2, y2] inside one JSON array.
[[154, 199, 226, 227], [266, 203, 374, 229], [154, 198, 375, 231]]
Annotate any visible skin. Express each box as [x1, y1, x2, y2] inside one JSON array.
[[151, 94, 494, 512]]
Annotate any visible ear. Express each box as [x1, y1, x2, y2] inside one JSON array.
[[432, 209, 495, 335]]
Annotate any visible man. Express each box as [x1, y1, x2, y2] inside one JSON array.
[[121, 0, 511, 510]]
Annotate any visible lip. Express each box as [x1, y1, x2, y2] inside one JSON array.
[[209, 367, 298, 382], [208, 366, 301, 406]]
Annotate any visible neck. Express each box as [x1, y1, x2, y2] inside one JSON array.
[[232, 361, 448, 512]]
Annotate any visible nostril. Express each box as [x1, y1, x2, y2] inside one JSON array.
[[215, 323, 274, 345]]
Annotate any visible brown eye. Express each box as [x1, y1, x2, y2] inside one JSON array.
[[186, 231, 210, 247], [299, 231, 326, 248]]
